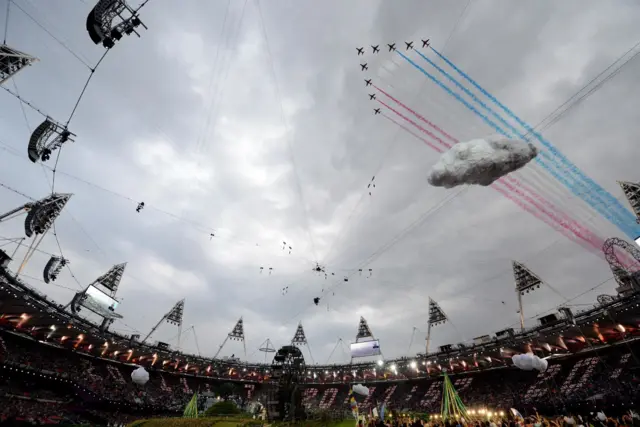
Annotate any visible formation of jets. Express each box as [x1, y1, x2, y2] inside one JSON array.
[[357, 39, 429, 117], [356, 39, 429, 55]]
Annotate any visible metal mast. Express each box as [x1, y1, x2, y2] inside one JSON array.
[[142, 299, 185, 348], [213, 317, 246, 359], [426, 297, 447, 355], [512, 261, 544, 331]]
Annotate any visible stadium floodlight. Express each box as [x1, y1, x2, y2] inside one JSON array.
[[426, 297, 448, 354], [86, 0, 147, 48], [512, 261, 544, 332], [617, 181, 640, 224], [27, 118, 75, 164]]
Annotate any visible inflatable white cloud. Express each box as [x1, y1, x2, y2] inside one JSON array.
[[352, 384, 369, 396], [512, 353, 547, 372], [428, 135, 538, 188], [131, 366, 149, 386]]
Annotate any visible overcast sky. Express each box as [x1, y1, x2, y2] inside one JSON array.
[[1, 0, 639, 365]]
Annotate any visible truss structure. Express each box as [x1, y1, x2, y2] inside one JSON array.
[[0, 193, 71, 276], [426, 297, 448, 354], [91, 262, 127, 296], [351, 316, 381, 363], [618, 181, 640, 223], [0, 44, 37, 85], [86, 0, 146, 48], [258, 338, 276, 362], [142, 299, 185, 347], [28, 118, 75, 163], [214, 317, 246, 359]]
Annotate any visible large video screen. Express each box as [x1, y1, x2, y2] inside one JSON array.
[[350, 340, 381, 358], [82, 285, 122, 319]]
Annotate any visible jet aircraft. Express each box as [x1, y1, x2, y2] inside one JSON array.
[[371, 44, 380, 53], [422, 39, 430, 48], [374, 108, 381, 115], [364, 79, 372, 86], [361, 63, 368, 71], [356, 47, 364, 55], [369, 93, 376, 100], [405, 41, 414, 50], [387, 43, 396, 52]]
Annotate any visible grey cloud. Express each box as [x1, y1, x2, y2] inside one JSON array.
[[0, 0, 637, 363]]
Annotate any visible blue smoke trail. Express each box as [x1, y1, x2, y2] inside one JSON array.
[[409, 49, 637, 238], [428, 46, 639, 231], [395, 50, 637, 239]]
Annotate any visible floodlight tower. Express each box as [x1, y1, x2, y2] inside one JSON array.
[[426, 297, 447, 355], [291, 322, 315, 364], [213, 317, 246, 359], [0, 193, 71, 275], [0, 44, 37, 85], [618, 181, 640, 224], [512, 261, 544, 331], [142, 299, 185, 348], [86, 0, 147, 49]]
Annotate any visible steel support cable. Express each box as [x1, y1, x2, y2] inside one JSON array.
[[281, 187, 468, 327], [256, 0, 318, 261], [0, 140, 302, 261], [12, 0, 92, 70]]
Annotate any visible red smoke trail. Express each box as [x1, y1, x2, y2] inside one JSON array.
[[383, 111, 602, 254], [376, 89, 610, 253], [374, 85, 458, 145], [379, 102, 605, 255]]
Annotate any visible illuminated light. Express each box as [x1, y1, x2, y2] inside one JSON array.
[[377, 359, 384, 366], [324, 370, 329, 374], [616, 324, 626, 333], [50, 325, 56, 331], [499, 411, 505, 416], [410, 360, 417, 369]]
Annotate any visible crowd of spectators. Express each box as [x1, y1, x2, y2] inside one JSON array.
[[0, 327, 638, 425]]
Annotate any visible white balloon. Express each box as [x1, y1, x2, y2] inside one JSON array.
[[131, 366, 149, 385]]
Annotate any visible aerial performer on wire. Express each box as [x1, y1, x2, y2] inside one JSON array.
[[427, 135, 538, 189]]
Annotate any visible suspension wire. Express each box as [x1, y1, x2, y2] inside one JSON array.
[[256, 0, 318, 261], [0, 181, 36, 201], [1, 85, 48, 117], [281, 187, 468, 327], [321, 2, 472, 268], [65, 49, 109, 127], [11, 79, 31, 131], [3, 0, 10, 44], [11, 0, 92, 69], [528, 38, 640, 135]]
